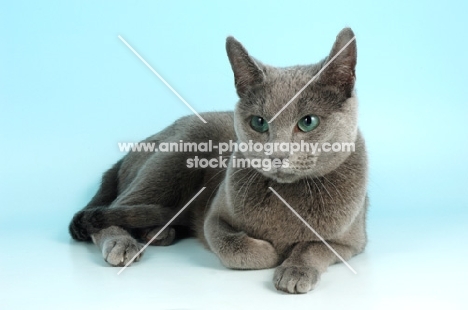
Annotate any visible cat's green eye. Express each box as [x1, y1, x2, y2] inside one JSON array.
[[297, 115, 320, 132], [250, 116, 269, 133]]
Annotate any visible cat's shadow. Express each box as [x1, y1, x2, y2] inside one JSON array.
[[59, 222, 225, 269], [263, 280, 281, 293], [168, 238, 226, 270], [67, 238, 109, 267]]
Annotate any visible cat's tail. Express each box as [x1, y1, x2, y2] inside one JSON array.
[[69, 159, 123, 241], [69, 204, 176, 241], [69, 158, 180, 240]]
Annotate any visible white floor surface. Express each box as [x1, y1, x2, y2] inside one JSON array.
[[1, 211, 466, 310]]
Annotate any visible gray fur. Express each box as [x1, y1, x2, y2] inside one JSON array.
[[91, 226, 144, 267], [69, 27, 368, 294]]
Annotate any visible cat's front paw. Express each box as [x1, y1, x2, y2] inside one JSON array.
[[274, 266, 320, 294], [218, 236, 280, 270], [102, 236, 144, 267]]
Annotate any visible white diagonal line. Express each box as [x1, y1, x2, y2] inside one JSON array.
[[118, 35, 207, 124], [117, 187, 206, 275], [268, 187, 357, 274], [268, 36, 355, 123]]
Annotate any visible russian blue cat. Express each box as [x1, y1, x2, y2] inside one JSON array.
[[69, 27, 368, 294]]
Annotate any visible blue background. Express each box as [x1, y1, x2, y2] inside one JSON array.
[[1, 1, 467, 309]]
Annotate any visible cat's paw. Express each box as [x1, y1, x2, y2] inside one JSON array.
[[274, 266, 320, 294], [143, 226, 176, 246], [218, 236, 280, 270], [69, 211, 89, 241], [101, 236, 144, 267]]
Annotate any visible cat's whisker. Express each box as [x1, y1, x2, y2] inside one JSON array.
[[317, 177, 333, 201], [232, 169, 255, 209], [235, 170, 256, 222], [322, 174, 345, 203], [204, 167, 228, 185], [310, 178, 325, 210], [240, 173, 254, 220], [304, 178, 314, 205], [241, 171, 259, 220]]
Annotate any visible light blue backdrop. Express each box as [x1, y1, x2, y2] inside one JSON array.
[[1, 1, 467, 238], [1, 1, 468, 308]]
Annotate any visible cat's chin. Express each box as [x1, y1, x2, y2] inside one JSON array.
[[273, 177, 296, 184], [262, 170, 300, 184]]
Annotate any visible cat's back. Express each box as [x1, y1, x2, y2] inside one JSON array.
[[141, 111, 235, 143], [118, 111, 236, 190]]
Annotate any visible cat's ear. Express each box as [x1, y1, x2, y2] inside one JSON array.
[[318, 28, 357, 97], [226, 37, 265, 98]]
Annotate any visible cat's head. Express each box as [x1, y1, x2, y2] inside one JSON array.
[[227, 28, 359, 183]]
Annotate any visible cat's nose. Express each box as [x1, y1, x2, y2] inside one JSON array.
[[272, 155, 287, 161], [271, 153, 289, 162], [270, 151, 289, 160]]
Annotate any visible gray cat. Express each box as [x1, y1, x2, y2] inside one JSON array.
[[69, 27, 368, 294]]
